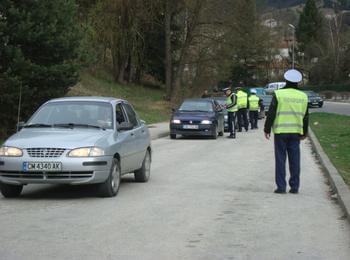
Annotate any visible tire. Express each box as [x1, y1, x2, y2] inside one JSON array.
[[0, 183, 23, 198], [318, 104, 323, 108], [170, 134, 176, 139], [211, 125, 218, 139], [97, 158, 121, 197], [134, 150, 151, 182]]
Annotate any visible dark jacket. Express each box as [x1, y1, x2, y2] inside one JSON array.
[[264, 83, 309, 136], [226, 93, 237, 110]]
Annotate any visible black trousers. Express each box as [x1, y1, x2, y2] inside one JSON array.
[[274, 134, 301, 191], [249, 110, 259, 129], [237, 108, 249, 131], [227, 112, 236, 136]]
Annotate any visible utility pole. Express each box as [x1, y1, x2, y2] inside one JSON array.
[[288, 24, 295, 69]]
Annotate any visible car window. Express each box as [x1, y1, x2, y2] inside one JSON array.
[[179, 100, 214, 112], [27, 101, 114, 129], [115, 103, 127, 125], [123, 103, 139, 127]]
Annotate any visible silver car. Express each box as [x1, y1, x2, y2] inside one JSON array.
[[0, 97, 151, 198]]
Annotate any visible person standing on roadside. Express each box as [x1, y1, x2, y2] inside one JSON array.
[[248, 88, 260, 129], [236, 85, 249, 132], [264, 69, 309, 194], [223, 87, 237, 139], [201, 90, 210, 98]]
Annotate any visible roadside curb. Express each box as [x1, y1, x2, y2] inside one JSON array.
[[308, 128, 350, 224], [148, 123, 169, 140], [151, 131, 169, 140], [324, 100, 350, 104]]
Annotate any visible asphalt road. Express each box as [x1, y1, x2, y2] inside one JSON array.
[[1, 130, 350, 259], [312, 101, 350, 116]]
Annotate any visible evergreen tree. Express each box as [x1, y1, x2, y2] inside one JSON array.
[[296, 0, 324, 54], [0, 0, 82, 137], [228, 0, 270, 85]]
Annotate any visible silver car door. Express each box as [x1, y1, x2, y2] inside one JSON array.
[[122, 103, 147, 170], [115, 103, 135, 173]]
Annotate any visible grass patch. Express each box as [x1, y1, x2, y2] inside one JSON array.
[[310, 112, 350, 185], [67, 70, 171, 124]]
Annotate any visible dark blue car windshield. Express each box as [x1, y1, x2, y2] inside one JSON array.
[[179, 100, 214, 112]]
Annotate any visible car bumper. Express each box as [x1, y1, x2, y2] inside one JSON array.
[[0, 156, 113, 185], [308, 101, 323, 107], [170, 123, 216, 136]]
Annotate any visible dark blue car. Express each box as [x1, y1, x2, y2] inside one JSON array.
[[170, 98, 225, 139]]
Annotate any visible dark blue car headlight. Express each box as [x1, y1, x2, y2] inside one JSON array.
[[171, 119, 181, 124], [201, 120, 212, 125]]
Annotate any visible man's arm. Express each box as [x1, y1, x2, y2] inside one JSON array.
[[302, 107, 309, 137], [264, 94, 278, 134]]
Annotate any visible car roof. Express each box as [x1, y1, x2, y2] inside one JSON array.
[[47, 96, 124, 104], [266, 82, 285, 85], [183, 98, 214, 102]]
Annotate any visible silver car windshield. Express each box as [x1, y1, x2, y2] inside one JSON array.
[[179, 101, 214, 112], [26, 101, 114, 129]]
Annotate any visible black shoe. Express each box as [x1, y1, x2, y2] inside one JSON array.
[[274, 189, 286, 194], [238, 130, 242, 132], [289, 189, 299, 194], [228, 135, 234, 139]]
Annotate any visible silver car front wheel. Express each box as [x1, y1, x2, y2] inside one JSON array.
[[97, 158, 120, 197], [134, 150, 151, 182]]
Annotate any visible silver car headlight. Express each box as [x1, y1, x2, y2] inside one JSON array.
[[201, 120, 212, 125], [0, 146, 23, 157], [171, 119, 181, 124], [67, 147, 105, 157]]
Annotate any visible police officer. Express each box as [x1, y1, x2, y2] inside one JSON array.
[[236, 86, 249, 132], [248, 89, 260, 129], [264, 69, 309, 194], [223, 87, 237, 139]]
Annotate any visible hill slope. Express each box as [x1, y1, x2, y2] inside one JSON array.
[[67, 70, 171, 124]]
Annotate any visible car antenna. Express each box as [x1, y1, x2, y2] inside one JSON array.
[[16, 84, 22, 132]]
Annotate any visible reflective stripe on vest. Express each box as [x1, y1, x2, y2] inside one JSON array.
[[248, 95, 259, 111], [273, 88, 308, 135], [226, 93, 238, 112], [237, 90, 248, 109]]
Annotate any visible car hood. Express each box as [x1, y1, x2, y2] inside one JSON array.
[[173, 111, 215, 120], [4, 128, 112, 149]]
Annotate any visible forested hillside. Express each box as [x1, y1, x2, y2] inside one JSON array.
[[1, 0, 350, 139], [261, 0, 350, 9]]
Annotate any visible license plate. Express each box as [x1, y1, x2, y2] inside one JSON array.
[[23, 162, 62, 172], [183, 125, 199, 129]]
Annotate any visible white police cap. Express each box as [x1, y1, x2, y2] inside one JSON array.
[[222, 87, 230, 92], [284, 69, 302, 83], [250, 88, 257, 94]]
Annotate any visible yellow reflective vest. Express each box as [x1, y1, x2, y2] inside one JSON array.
[[248, 95, 259, 111], [237, 90, 248, 109], [226, 93, 238, 112], [273, 88, 308, 135]]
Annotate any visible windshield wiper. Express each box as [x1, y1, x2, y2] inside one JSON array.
[[24, 123, 53, 128], [54, 123, 105, 130]]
